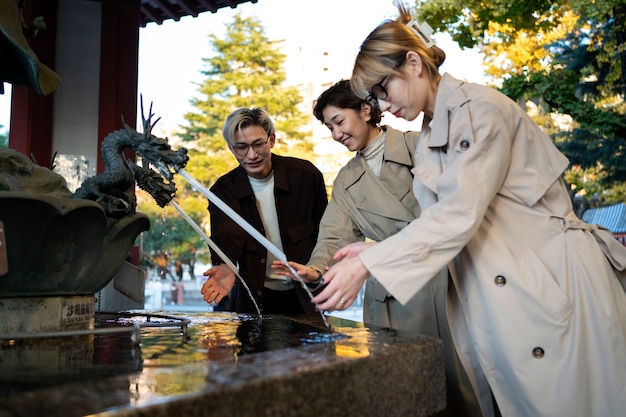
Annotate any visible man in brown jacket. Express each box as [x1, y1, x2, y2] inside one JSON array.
[[201, 108, 328, 314]]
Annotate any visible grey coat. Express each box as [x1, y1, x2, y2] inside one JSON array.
[[308, 126, 441, 334]]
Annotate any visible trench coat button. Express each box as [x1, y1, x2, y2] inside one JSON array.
[[261, 258, 266, 264], [257, 290, 263, 296], [460, 140, 470, 150], [532, 347, 545, 358], [494, 275, 506, 286]]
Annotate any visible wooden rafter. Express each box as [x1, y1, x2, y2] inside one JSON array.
[[139, 0, 258, 26]]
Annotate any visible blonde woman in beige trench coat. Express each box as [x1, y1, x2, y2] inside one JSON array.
[[273, 79, 482, 417], [312, 5, 626, 417]]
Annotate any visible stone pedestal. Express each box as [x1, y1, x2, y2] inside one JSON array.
[[0, 294, 95, 334]]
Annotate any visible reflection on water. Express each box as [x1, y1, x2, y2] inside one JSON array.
[[127, 313, 351, 403], [0, 312, 346, 398], [0, 313, 378, 417], [140, 313, 346, 366], [0, 331, 141, 396]]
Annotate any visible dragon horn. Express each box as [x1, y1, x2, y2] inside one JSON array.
[[139, 94, 162, 137]]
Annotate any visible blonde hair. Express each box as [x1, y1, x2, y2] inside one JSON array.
[[351, 3, 446, 99], [222, 107, 275, 145]]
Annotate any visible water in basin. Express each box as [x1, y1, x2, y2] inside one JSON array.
[[0, 312, 346, 399]]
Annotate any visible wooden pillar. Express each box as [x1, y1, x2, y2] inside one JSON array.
[[98, 0, 140, 173], [99, 0, 142, 266], [9, 0, 141, 172], [9, 0, 58, 167]]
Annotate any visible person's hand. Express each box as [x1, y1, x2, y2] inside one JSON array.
[[332, 241, 375, 261], [201, 264, 236, 304], [311, 255, 370, 311], [271, 260, 322, 284]]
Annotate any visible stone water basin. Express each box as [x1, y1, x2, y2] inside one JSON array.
[[0, 312, 446, 417]]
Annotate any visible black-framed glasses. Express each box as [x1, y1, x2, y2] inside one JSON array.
[[365, 57, 406, 108], [230, 138, 270, 157], [365, 75, 390, 108]]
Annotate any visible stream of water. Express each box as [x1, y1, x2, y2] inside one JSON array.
[[169, 200, 261, 316]]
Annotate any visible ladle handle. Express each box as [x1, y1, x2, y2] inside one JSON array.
[[169, 201, 237, 274], [179, 169, 287, 262]]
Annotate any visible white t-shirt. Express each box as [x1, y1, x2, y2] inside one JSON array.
[[248, 172, 293, 291]]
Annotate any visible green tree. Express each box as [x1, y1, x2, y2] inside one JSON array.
[[138, 191, 210, 281], [138, 13, 315, 277], [0, 125, 7, 148], [178, 13, 311, 155], [415, 0, 626, 206]]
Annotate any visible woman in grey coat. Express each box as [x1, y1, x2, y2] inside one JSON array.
[[274, 79, 481, 417], [313, 4, 626, 417]]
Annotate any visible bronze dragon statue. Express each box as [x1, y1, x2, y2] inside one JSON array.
[[73, 99, 189, 218]]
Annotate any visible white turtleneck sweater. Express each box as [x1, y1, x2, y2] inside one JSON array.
[[359, 128, 385, 176], [247, 172, 293, 291]]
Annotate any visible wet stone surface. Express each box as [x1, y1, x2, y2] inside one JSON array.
[[0, 312, 446, 417]]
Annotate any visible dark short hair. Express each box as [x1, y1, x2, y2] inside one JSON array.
[[313, 79, 382, 126]]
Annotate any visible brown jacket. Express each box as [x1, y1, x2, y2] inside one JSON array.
[[209, 154, 328, 314]]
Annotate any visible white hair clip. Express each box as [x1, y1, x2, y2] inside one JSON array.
[[407, 19, 434, 48]]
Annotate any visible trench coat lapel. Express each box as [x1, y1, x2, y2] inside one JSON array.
[[411, 76, 469, 197], [429, 75, 469, 149], [341, 146, 416, 231], [376, 130, 416, 204]]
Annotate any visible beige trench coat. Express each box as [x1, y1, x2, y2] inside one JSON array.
[[307, 126, 442, 334], [361, 74, 626, 417]]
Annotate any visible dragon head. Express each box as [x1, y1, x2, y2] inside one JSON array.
[[131, 99, 189, 180], [134, 131, 189, 181], [72, 98, 189, 216]]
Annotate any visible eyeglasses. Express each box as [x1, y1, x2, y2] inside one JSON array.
[[365, 57, 406, 108], [365, 75, 390, 108], [230, 138, 270, 157]]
